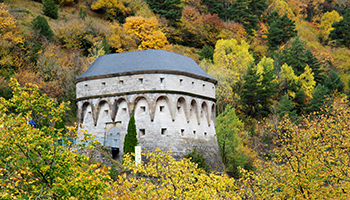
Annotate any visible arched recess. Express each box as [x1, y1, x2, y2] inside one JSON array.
[[134, 96, 151, 129], [201, 101, 209, 126], [176, 96, 189, 122], [95, 100, 112, 126], [132, 95, 152, 115], [211, 103, 216, 127], [152, 95, 174, 122], [81, 101, 94, 128], [114, 98, 130, 127], [190, 99, 200, 125]]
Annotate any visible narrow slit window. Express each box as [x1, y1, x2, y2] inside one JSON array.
[[180, 79, 183, 86], [140, 129, 145, 136], [181, 129, 185, 136], [193, 130, 196, 135], [161, 128, 167, 135], [204, 132, 207, 137], [139, 78, 143, 84], [160, 106, 164, 112], [202, 83, 205, 88], [160, 78, 164, 84]]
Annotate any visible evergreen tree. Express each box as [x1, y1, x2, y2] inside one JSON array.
[[43, 0, 58, 19], [201, 0, 224, 17], [280, 37, 308, 76], [329, 8, 350, 48], [249, 0, 268, 21], [184, 148, 209, 172], [227, 0, 258, 36], [266, 11, 297, 51], [324, 69, 345, 94], [145, 0, 182, 23], [278, 94, 297, 122], [123, 115, 138, 156], [198, 44, 214, 61], [241, 64, 260, 118], [31, 15, 54, 41], [305, 49, 325, 84], [305, 84, 329, 114], [258, 63, 279, 118]]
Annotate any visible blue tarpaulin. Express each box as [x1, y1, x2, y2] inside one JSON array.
[[28, 120, 36, 128]]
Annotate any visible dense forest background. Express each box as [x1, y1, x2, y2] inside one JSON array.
[[1, 0, 350, 178]]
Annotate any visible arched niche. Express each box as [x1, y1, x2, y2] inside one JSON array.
[[115, 98, 130, 128], [96, 100, 112, 124], [176, 96, 189, 122], [95, 100, 112, 134], [211, 103, 216, 126], [190, 99, 200, 125], [134, 96, 151, 131], [201, 101, 209, 126], [152, 95, 174, 122], [81, 102, 94, 129]]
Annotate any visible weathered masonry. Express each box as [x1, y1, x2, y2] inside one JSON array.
[[75, 49, 224, 171]]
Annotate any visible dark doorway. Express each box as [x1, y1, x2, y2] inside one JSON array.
[[111, 148, 119, 160]]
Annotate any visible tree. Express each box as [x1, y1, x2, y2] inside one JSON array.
[[305, 84, 329, 114], [145, 0, 183, 23], [198, 44, 214, 61], [184, 148, 209, 172], [227, 0, 259, 36], [280, 37, 307, 76], [242, 97, 350, 199], [318, 10, 343, 41], [329, 8, 350, 47], [123, 115, 138, 155], [266, 11, 297, 51], [31, 15, 54, 41], [216, 105, 254, 177], [278, 94, 297, 122], [0, 79, 110, 199], [305, 49, 325, 84], [43, 0, 58, 19], [123, 17, 169, 50], [241, 64, 260, 118], [324, 69, 345, 94]]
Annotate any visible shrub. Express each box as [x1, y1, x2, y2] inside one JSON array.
[[31, 15, 54, 40], [43, 0, 58, 19], [184, 148, 209, 172]]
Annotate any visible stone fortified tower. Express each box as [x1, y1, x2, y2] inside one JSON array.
[[75, 49, 223, 171]]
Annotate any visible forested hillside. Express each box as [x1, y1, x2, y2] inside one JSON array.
[[1, 0, 350, 198]]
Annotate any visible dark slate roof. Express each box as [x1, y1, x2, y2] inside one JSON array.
[[75, 49, 216, 83]]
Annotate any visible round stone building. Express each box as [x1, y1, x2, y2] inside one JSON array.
[[75, 49, 223, 171]]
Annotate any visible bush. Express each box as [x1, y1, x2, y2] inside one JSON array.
[[43, 0, 58, 19], [184, 148, 209, 172], [31, 15, 54, 40]]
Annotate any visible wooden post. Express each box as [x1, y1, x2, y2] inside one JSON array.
[[135, 146, 141, 166]]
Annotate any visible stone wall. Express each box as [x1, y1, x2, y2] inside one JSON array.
[[76, 73, 224, 171]]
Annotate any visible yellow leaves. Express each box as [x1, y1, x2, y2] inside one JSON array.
[[123, 16, 169, 50], [318, 10, 343, 40], [298, 65, 316, 97], [91, 0, 128, 16]]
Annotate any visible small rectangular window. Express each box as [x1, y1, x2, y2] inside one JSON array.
[[140, 106, 146, 112], [160, 106, 164, 112], [85, 84, 88, 87], [139, 78, 143, 84], [119, 80, 124, 84], [181, 129, 185, 136], [122, 107, 127, 113], [180, 79, 183, 86], [161, 128, 167, 135], [193, 130, 196, 135], [140, 129, 145, 136], [160, 77, 164, 84], [204, 132, 207, 137], [202, 83, 205, 87], [102, 82, 106, 85]]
